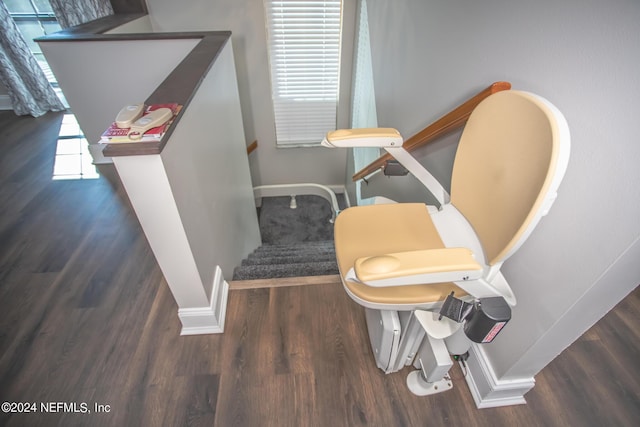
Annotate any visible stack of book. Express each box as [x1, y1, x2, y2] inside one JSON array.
[[100, 103, 181, 143]]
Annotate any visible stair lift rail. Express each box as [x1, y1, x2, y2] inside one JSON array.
[[253, 183, 342, 223], [352, 81, 511, 182]]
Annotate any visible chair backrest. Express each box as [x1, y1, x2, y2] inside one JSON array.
[[450, 91, 570, 266]]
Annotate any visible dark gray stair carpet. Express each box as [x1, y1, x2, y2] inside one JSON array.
[[243, 253, 337, 266], [233, 261, 338, 280], [233, 240, 338, 280], [233, 196, 340, 281], [259, 195, 335, 245], [247, 241, 336, 258]]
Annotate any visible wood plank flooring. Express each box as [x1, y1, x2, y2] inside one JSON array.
[[0, 111, 638, 426]]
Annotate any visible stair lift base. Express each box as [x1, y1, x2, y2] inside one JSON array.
[[406, 314, 458, 396], [407, 371, 453, 396], [366, 307, 467, 396]]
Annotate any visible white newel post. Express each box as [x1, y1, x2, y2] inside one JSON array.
[[113, 155, 229, 335]]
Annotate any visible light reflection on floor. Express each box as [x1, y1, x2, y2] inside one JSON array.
[[52, 114, 99, 180]]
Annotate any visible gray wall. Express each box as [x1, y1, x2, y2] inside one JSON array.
[[146, 0, 355, 187], [160, 40, 261, 282], [365, 0, 640, 381]]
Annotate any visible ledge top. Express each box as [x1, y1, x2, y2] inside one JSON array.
[[37, 14, 232, 157]]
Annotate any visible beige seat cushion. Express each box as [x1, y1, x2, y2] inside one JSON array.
[[334, 203, 466, 305]]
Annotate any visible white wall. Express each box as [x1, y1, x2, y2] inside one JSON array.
[[145, 0, 355, 187], [365, 0, 640, 384], [105, 15, 153, 33], [0, 80, 10, 110]]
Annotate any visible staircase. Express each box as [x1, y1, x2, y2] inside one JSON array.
[[232, 195, 341, 281], [232, 240, 338, 280]]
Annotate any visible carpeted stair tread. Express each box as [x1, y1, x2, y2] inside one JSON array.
[[256, 241, 334, 253], [248, 250, 336, 259], [250, 241, 334, 251], [248, 246, 336, 259], [233, 261, 339, 280], [254, 240, 335, 250], [242, 252, 337, 266]]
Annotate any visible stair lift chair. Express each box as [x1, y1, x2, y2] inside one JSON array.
[[321, 90, 570, 395]]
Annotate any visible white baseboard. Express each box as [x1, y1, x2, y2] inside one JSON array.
[[0, 95, 13, 111], [463, 344, 535, 408], [178, 266, 229, 335], [88, 143, 113, 165]]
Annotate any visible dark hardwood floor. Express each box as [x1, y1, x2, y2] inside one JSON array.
[[0, 110, 638, 426]]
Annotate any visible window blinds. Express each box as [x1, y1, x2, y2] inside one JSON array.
[[265, 0, 342, 146]]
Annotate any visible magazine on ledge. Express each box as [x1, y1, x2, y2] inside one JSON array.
[[101, 103, 182, 143]]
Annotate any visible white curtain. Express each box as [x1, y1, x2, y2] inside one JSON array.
[[0, 2, 65, 117], [351, 0, 380, 205], [49, 0, 114, 29], [0, 0, 113, 117]]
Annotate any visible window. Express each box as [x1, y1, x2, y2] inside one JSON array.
[[265, 0, 342, 147], [6, 1, 97, 180]]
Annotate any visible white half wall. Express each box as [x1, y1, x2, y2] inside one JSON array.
[[365, 0, 640, 404], [111, 40, 261, 334], [38, 38, 198, 162]]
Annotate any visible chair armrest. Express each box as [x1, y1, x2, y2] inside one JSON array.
[[347, 248, 483, 287], [322, 128, 449, 206], [321, 128, 403, 148]]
